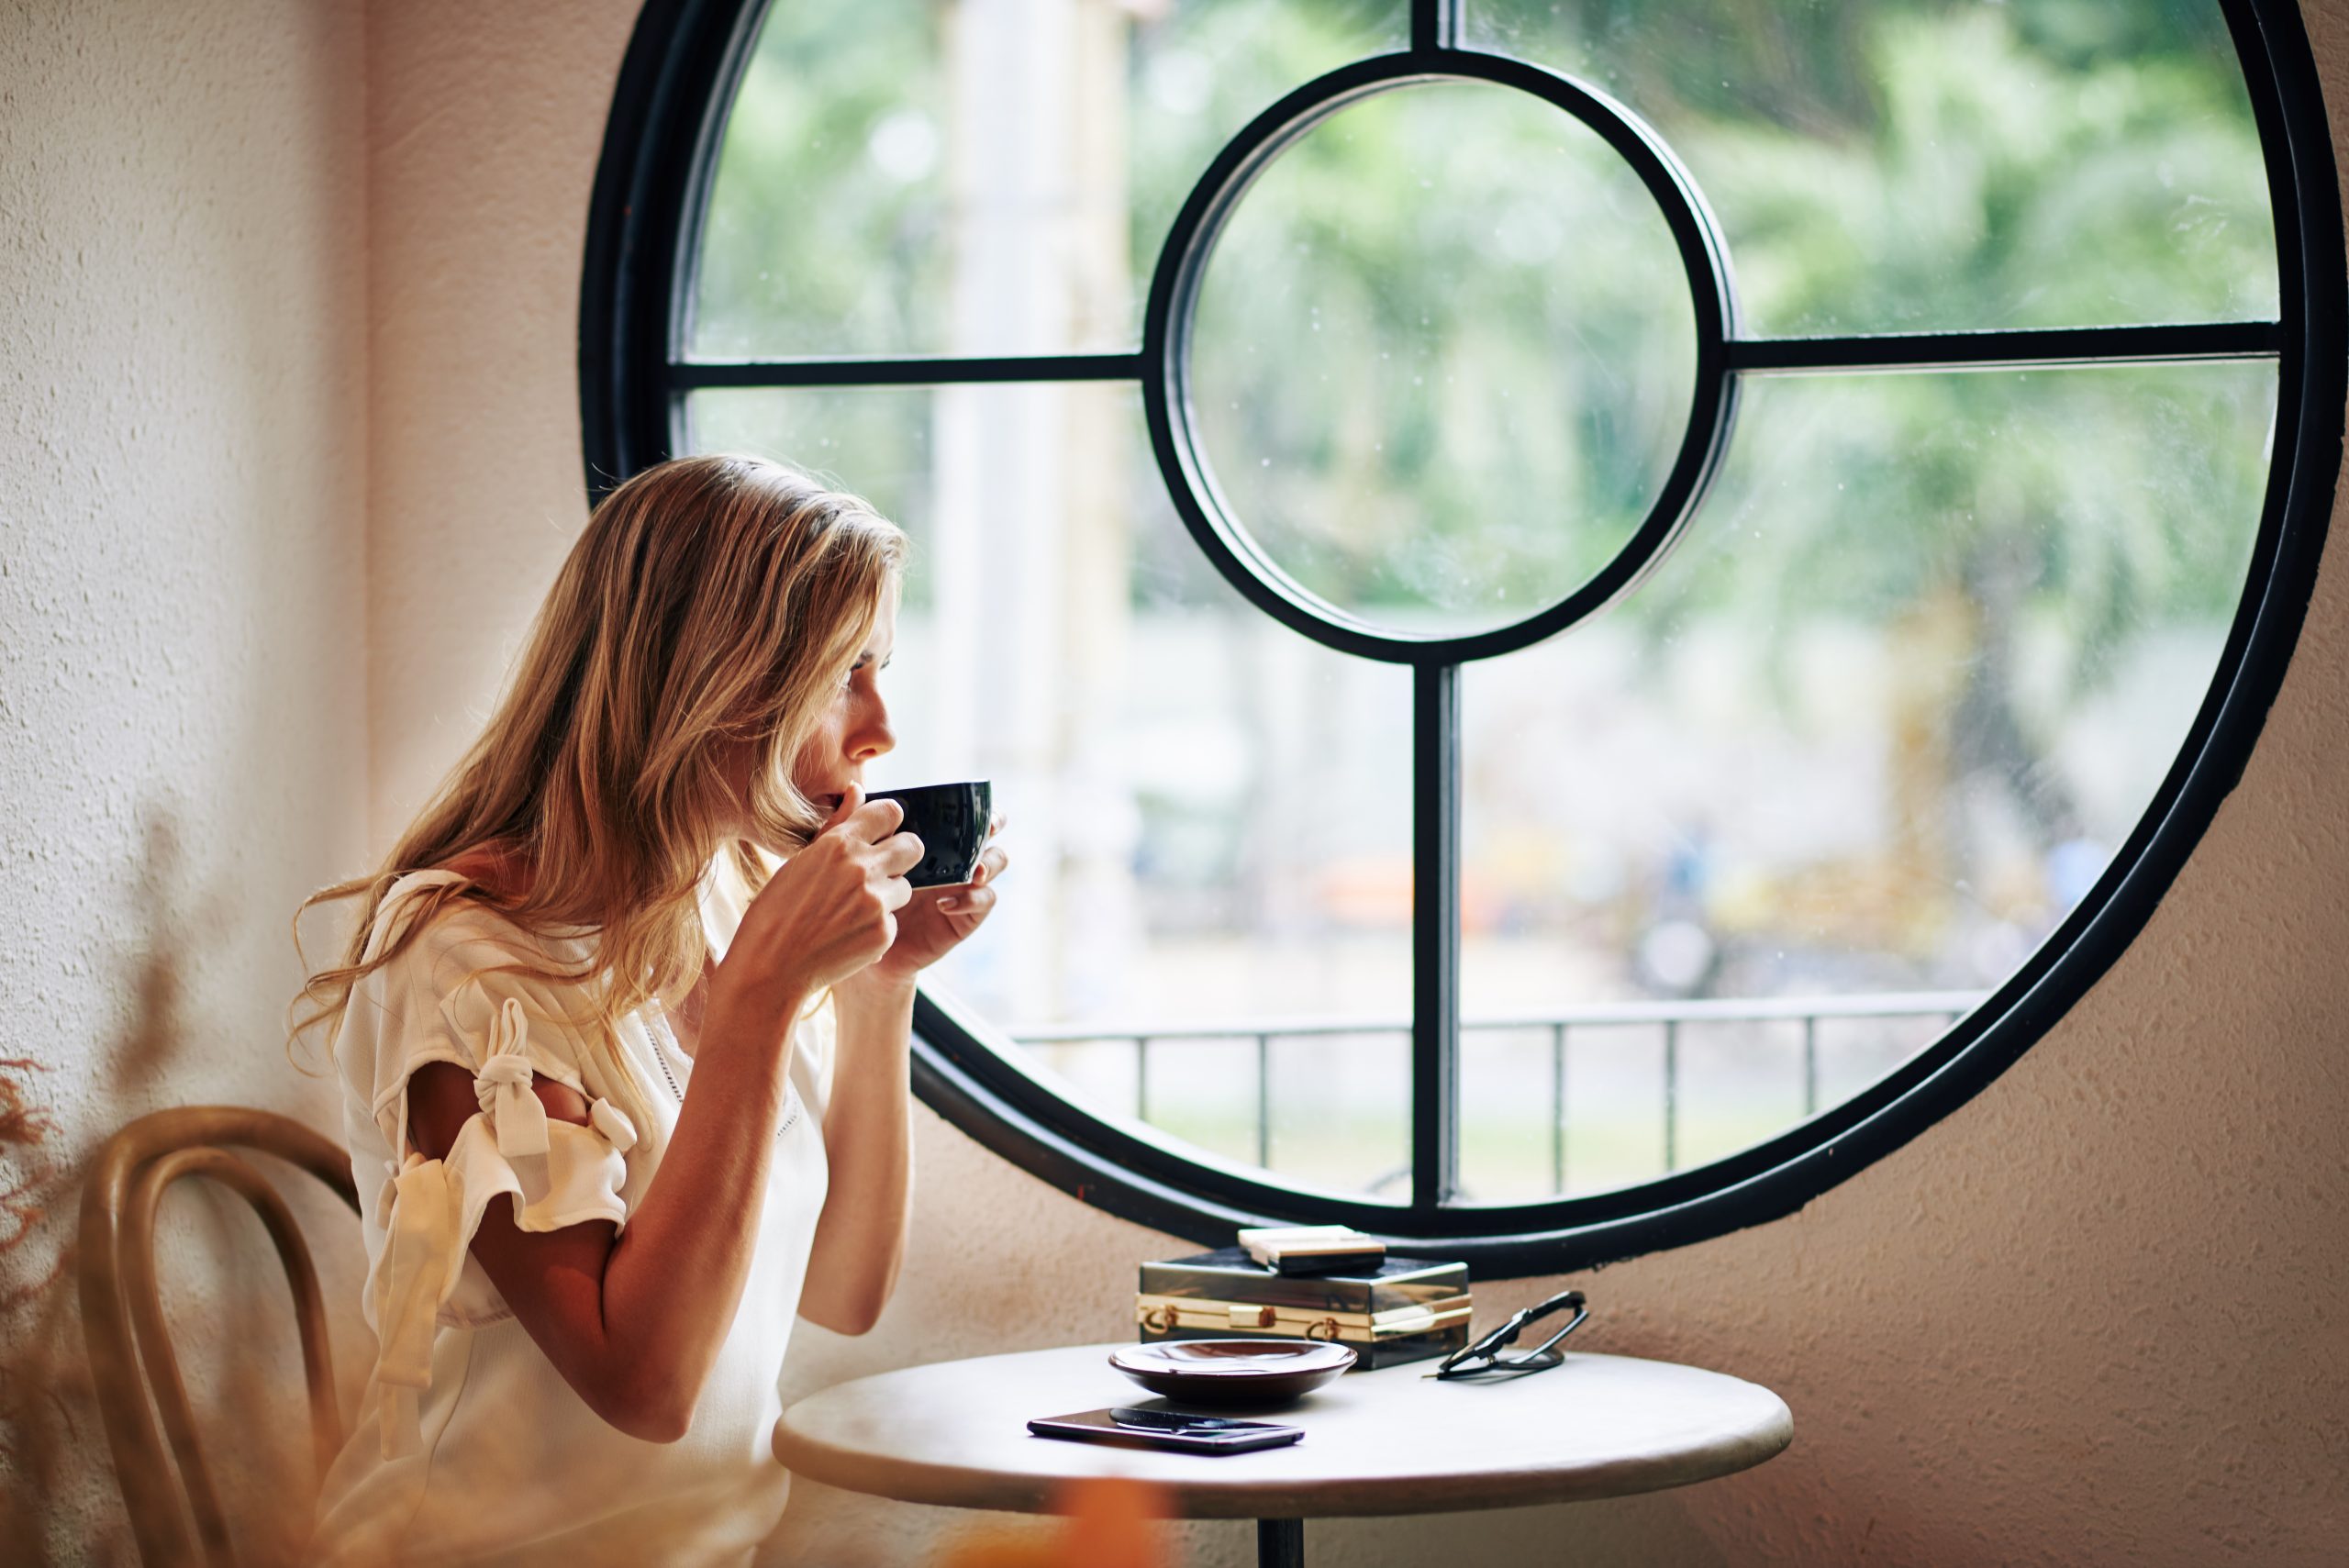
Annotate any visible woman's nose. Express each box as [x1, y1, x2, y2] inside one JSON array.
[[850, 695, 895, 761]]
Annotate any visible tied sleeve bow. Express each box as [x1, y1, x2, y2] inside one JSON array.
[[368, 997, 546, 1459], [370, 1151, 459, 1459], [362, 986, 643, 1458], [473, 996, 549, 1158]]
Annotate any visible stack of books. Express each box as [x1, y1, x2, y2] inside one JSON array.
[[1135, 1244, 1472, 1371]]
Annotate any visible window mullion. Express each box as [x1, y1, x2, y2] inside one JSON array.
[[1725, 320, 2281, 376], [1410, 0, 1464, 56], [1412, 661, 1463, 1211], [666, 352, 1146, 390]]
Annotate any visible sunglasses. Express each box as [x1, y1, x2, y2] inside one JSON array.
[[1428, 1288, 1588, 1380]]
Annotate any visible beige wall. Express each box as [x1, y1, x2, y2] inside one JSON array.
[[4, 0, 2343, 1562], [365, 0, 637, 852], [0, 0, 372, 1560]]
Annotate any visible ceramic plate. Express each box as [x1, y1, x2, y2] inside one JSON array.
[[1108, 1339, 1357, 1407]]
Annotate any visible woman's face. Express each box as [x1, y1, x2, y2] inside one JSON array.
[[786, 591, 898, 818]]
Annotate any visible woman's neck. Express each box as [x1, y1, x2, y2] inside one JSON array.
[[438, 843, 534, 902]]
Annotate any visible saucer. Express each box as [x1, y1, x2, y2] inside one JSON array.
[[1108, 1339, 1356, 1407]]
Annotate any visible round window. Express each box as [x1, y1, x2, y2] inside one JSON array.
[[583, 0, 2342, 1273]]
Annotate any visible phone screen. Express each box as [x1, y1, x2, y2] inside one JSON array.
[[1027, 1406, 1304, 1455]]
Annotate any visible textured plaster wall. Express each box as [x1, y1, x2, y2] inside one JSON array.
[[365, 0, 639, 851], [0, 0, 372, 1560]]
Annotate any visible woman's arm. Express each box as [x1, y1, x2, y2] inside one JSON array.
[[406, 1029, 796, 1443], [794, 975, 915, 1336], [795, 819, 1008, 1336], [404, 796, 921, 1442]]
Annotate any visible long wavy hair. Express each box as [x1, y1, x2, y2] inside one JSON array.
[[292, 454, 907, 1149]]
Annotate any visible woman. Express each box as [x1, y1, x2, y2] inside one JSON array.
[[291, 454, 1004, 1565]]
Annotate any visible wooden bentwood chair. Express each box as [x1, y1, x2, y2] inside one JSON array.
[[78, 1106, 360, 1568]]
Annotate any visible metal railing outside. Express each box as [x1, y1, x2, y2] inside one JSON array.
[[1010, 991, 1985, 1190]]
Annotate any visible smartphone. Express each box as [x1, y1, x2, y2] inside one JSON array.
[[1027, 1406, 1304, 1455]]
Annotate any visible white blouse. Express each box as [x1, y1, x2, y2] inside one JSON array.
[[310, 870, 830, 1568]]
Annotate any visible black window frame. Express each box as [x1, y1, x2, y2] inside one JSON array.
[[581, 0, 2344, 1276]]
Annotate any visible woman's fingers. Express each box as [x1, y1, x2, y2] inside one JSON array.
[[876, 829, 923, 878], [822, 783, 866, 833], [937, 885, 995, 920], [844, 794, 903, 842], [961, 827, 1011, 887]]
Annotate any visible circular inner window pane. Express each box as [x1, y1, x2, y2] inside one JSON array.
[[1186, 83, 1698, 639]]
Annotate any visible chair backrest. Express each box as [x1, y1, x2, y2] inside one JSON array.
[[78, 1106, 359, 1568]]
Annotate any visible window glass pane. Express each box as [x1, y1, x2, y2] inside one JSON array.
[[1457, 362, 2275, 1203], [1466, 0, 2277, 335], [1188, 82, 1697, 637], [687, 384, 1413, 1201], [691, 0, 1405, 361]]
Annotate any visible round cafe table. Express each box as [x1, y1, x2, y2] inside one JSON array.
[[773, 1341, 1792, 1567]]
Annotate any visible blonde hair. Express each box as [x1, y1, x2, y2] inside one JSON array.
[[292, 454, 907, 1149]]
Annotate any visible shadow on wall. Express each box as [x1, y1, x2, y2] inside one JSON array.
[[0, 814, 337, 1568]]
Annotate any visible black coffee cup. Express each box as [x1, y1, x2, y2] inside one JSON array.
[[865, 781, 993, 888]]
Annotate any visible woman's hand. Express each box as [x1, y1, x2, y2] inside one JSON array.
[[847, 812, 1010, 991], [706, 787, 921, 1050]]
